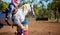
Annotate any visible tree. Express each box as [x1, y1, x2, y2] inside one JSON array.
[[48, 0, 60, 22], [0, 2, 8, 12], [33, 4, 39, 16], [0, 0, 2, 4]]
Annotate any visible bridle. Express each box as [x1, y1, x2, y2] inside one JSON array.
[[30, 4, 33, 12]]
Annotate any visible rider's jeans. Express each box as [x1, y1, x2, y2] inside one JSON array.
[[7, 3, 15, 18], [7, 3, 14, 24], [8, 3, 14, 14]]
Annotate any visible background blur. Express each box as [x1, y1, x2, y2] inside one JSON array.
[[0, 0, 60, 35], [0, 0, 60, 22]]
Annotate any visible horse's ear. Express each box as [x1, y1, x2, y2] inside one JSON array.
[[29, 3, 31, 5], [29, 3, 31, 7]]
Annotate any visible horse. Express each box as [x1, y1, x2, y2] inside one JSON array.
[[0, 3, 35, 35]]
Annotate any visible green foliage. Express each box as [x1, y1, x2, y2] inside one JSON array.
[[48, 0, 60, 21], [0, 0, 2, 3], [33, 4, 39, 16], [0, 0, 53, 19], [0, 2, 8, 11], [48, 0, 60, 11]]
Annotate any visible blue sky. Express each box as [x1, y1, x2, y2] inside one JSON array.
[[42, 0, 53, 8], [2, 0, 53, 3], [2, 0, 53, 8], [2, 0, 11, 2], [2, 0, 39, 3]]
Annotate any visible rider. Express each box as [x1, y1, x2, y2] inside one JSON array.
[[6, 0, 20, 19]]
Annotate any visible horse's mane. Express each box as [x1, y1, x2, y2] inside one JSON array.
[[21, 3, 30, 7], [18, 3, 30, 10]]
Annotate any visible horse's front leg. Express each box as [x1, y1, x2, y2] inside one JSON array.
[[17, 25, 24, 35], [14, 17, 24, 35], [17, 22, 28, 35]]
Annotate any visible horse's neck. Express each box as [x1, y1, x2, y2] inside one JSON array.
[[22, 5, 29, 16], [18, 7, 28, 16], [23, 10, 28, 16]]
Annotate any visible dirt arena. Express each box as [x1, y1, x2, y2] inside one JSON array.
[[0, 20, 60, 35]]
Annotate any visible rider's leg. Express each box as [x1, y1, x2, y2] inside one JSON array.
[[5, 3, 14, 21], [7, 3, 14, 19], [8, 3, 14, 13], [5, 3, 15, 26]]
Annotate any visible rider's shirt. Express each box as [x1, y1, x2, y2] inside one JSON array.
[[11, 0, 20, 7], [7, 0, 20, 16]]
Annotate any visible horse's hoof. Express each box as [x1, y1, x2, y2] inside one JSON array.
[[14, 31, 18, 34], [14, 32, 17, 34], [0, 23, 3, 29]]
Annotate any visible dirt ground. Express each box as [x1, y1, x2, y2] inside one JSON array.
[[29, 21, 60, 35], [0, 20, 60, 35]]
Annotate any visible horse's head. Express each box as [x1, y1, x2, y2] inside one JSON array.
[[24, 3, 35, 16]]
